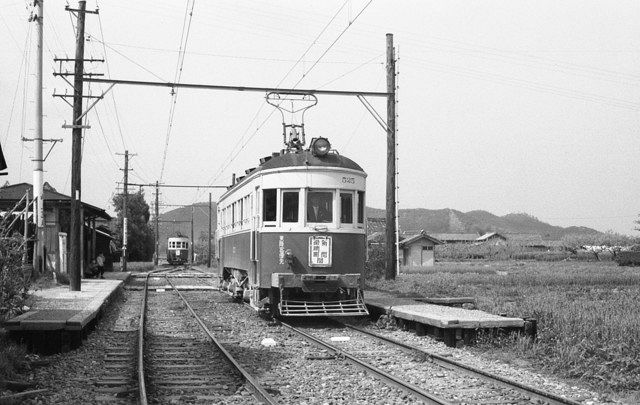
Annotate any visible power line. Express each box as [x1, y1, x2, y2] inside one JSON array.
[[88, 36, 167, 81], [275, 0, 349, 89], [2, 22, 31, 146], [159, 0, 197, 182], [202, 0, 376, 194], [404, 58, 640, 111], [96, 12, 128, 150], [292, 0, 374, 89], [83, 40, 373, 65]]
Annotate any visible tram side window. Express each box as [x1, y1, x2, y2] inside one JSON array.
[[357, 191, 365, 223], [307, 191, 333, 223], [263, 189, 277, 222], [282, 191, 299, 222], [340, 192, 353, 224]]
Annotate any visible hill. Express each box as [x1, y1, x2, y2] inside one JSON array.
[[157, 203, 216, 256], [367, 207, 600, 239], [157, 204, 599, 250]]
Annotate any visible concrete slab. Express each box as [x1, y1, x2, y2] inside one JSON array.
[[4, 279, 123, 332], [364, 290, 524, 329]]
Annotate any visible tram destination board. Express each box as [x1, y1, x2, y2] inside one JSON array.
[[309, 235, 332, 267]]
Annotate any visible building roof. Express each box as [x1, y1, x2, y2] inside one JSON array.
[[476, 232, 507, 241], [0, 182, 111, 220], [367, 231, 385, 243], [398, 231, 443, 247], [431, 233, 479, 242]]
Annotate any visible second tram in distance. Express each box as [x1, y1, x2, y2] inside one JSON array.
[[216, 136, 369, 317], [167, 235, 190, 265]]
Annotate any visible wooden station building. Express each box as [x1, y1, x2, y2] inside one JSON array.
[[0, 182, 113, 275]]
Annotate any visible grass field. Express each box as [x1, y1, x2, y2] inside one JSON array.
[[367, 261, 640, 400]]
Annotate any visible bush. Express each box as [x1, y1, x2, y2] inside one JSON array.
[[365, 245, 385, 279], [0, 235, 30, 321], [0, 334, 28, 380]]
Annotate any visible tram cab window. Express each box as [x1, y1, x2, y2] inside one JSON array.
[[307, 191, 333, 223], [340, 192, 353, 224], [357, 191, 365, 224], [263, 189, 277, 222], [282, 191, 299, 223]]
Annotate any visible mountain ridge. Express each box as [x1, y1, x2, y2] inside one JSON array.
[[157, 204, 600, 246], [367, 207, 600, 239]]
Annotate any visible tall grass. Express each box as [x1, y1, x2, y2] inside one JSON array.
[[367, 261, 640, 394]]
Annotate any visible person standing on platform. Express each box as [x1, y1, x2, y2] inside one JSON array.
[[96, 252, 106, 279]]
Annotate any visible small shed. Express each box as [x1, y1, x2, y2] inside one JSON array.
[[398, 231, 443, 272], [476, 232, 507, 244]]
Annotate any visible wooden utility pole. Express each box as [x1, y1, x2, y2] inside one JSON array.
[[154, 181, 159, 266], [69, 0, 87, 291], [208, 193, 212, 268], [190, 206, 194, 263], [120, 150, 129, 272], [385, 33, 397, 280]]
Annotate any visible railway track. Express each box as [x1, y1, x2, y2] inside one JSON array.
[[280, 319, 583, 405], [139, 269, 275, 404], [94, 266, 584, 404]]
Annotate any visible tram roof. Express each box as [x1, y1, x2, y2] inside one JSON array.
[[260, 150, 364, 172], [222, 149, 365, 197]]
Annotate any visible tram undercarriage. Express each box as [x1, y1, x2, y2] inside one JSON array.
[[220, 268, 368, 317]]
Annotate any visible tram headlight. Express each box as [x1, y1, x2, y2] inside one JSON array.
[[311, 137, 331, 157], [284, 249, 295, 266]]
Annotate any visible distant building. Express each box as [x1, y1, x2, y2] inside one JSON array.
[[398, 231, 443, 272], [0, 182, 112, 274], [431, 233, 479, 244], [506, 233, 568, 252], [476, 232, 507, 244]]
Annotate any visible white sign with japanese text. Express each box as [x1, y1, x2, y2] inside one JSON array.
[[309, 235, 332, 267]]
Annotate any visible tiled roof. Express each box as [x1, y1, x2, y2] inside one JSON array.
[[398, 231, 443, 247], [431, 233, 479, 242], [0, 182, 111, 220], [476, 232, 507, 241]]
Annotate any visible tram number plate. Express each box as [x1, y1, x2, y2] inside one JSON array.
[[309, 236, 332, 267]]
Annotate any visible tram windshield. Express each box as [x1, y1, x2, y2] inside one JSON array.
[[307, 191, 333, 223], [282, 191, 299, 222]]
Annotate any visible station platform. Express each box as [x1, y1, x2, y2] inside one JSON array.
[[364, 290, 530, 347], [3, 272, 129, 353]]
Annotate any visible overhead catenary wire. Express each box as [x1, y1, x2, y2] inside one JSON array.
[[198, 1, 356, 194], [159, 0, 197, 183], [200, 0, 376, 198]]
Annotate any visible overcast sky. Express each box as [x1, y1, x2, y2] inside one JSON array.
[[1, 0, 639, 235]]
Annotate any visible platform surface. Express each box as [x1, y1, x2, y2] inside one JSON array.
[[364, 290, 524, 329], [4, 276, 126, 332]]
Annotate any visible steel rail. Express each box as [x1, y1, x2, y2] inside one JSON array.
[[279, 321, 451, 405], [165, 277, 277, 405], [137, 269, 164, 405], [342, 323, 582, 405]]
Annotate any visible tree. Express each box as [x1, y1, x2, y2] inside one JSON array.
[[562, 231, 633, 261], [112, 191, 155, 261]]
